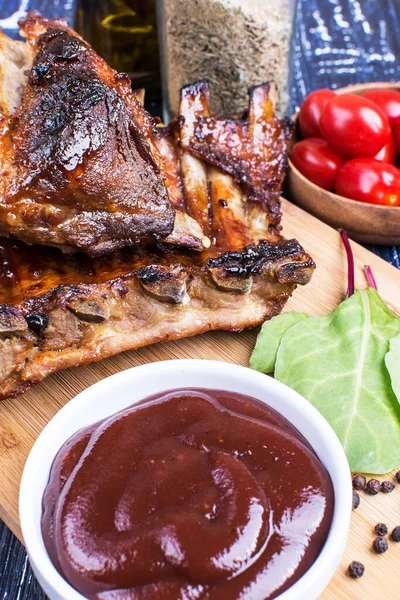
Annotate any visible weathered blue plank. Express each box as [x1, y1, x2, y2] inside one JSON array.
[[0, 0, 77, 38], [289, 0, 400, 113]]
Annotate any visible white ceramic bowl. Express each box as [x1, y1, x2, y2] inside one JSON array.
[[20, 360, 351, 600]]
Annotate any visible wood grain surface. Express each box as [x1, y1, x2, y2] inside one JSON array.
[[1, 198, 400, 598]]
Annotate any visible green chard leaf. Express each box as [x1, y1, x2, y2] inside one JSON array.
[[274, 288, 400, 474], [386, 333, 400, 403], [250, 312, 309, 373]]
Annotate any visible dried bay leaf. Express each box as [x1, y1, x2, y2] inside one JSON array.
[[274, 288, 400, 473]]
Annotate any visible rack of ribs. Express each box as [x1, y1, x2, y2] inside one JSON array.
[[0, 15, 315, 400]]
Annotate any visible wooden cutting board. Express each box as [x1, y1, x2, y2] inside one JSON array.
[[1, 198, 400, 598]]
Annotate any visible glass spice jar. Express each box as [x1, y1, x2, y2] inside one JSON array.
[[157, 0, 296, 119], [76, 0, 161, 103]]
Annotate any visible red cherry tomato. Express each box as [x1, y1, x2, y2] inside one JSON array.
[[372, 135, 396, 163], [394, 119, 400, 155], [291, 138, 344, 190], [362, 89, 400, 127], [298, 89, 336, 138], [335, 159, 400, 206], [320, 94, 391, 157]]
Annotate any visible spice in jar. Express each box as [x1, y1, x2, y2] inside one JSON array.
[[159, 0, 294, 116]]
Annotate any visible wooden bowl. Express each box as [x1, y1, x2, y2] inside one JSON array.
[[287, 82, 400, 245]]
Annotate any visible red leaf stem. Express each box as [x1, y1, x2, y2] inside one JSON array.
[[364, 265, 378, 290], [339, 229, 355, 297]]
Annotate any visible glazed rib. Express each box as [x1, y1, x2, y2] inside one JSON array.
[[0, 18, 290, 257], [0, 22, 315, 399], [0, 16, 175, 255], [0, 236, 314, 399], [179, 80, 291, 226], [178, 80, 282, 253], [179, 81, 212, 237]]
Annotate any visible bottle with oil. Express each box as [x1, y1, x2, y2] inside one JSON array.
[[76, 0, 161, 103]]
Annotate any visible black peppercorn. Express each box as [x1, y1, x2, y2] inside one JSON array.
[[395, 470, 400, 484], [391, 526, 400, 542], [366, 478, 381, 495], [352, 474, 366, 490], [348, 561, 365, 578], [374, 522, 388, 537], [381, 480, 395, 493], [352, 491, 360, 510], [372, 537, 388, 554]]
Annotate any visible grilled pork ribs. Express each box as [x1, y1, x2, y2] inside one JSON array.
[[0, 15, 192, 255], [0, 16, 315, 399]]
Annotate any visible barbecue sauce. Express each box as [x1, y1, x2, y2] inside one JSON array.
[[42, 388, 334, 599]]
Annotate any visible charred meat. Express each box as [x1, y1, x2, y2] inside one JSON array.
[[0, 16, 314, 400], [0, 16, 174, 255]]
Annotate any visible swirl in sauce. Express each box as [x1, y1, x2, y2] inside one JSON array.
[[42, 388, 334, 599]]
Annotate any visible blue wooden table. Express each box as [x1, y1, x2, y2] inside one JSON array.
[[0, 1, 76, 38], [0, 0, 400, 597]]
